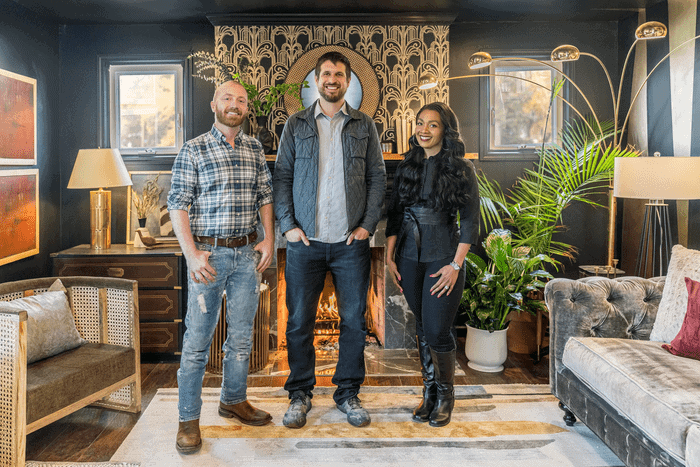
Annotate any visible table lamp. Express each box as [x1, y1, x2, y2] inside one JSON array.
[[67, 148, 132, 249], [614, 154, 700, 277]]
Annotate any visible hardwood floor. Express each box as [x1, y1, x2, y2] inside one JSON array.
[[26, 339, 549, 463]]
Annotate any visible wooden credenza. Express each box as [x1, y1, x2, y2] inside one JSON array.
[[51, 244, 185, 357]]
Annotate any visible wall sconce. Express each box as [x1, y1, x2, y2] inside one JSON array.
[[67, 148, 132, 250]]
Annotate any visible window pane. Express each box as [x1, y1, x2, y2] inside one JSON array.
[[118, 73, 176, 149], [492, 67, 554, 149]]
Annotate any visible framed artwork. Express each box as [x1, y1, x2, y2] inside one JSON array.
[[0, 169, 39, 266], [126, 171, 175, 244], [0, 68, 37, 165]]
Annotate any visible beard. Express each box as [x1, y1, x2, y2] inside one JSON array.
[[216, 107, 246, 128], [318, 83, 347, 103]]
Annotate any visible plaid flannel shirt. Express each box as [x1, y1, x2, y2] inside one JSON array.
[[167, 125, 273, 238]]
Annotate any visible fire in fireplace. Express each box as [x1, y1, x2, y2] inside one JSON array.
[[276, 247, 385, 350]]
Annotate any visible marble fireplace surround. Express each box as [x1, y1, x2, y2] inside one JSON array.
[[272, 220, 416, 350]]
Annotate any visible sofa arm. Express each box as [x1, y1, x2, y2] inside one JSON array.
[[544, 276, 664, 397]]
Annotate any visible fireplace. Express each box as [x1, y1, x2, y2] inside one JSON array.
[[275, 247, 386, 349]]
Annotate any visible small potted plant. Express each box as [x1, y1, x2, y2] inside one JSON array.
[[459, 229, 554, 372], [131, 173, 163, 229]]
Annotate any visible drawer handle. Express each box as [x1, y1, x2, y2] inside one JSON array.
[[108, 267, 125, 277]]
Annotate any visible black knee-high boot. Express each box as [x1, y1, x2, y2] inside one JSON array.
[[413, 336, 436, 422], [428, 348, 455, 427]]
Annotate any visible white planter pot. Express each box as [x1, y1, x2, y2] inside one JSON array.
[[465, 325, 508, 372]]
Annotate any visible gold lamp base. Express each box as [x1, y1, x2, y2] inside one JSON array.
[[90, 188, 111, 249]]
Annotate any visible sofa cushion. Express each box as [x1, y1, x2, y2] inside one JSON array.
[[0, 289, 86, 363], [562, 337, 700, 463], [663, 277, 700, 361], [651, 245, 700, 343], [26, 343, 136, 425]]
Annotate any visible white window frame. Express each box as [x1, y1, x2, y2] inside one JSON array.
[[479, 51, 571, 160], [108, 63, 184, 156]]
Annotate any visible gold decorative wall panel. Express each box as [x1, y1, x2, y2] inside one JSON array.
[[215, 25, 449, 152]]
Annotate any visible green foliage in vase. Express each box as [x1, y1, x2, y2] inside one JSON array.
[[459, 229, 555, 332], [478, 117, 641, 266]]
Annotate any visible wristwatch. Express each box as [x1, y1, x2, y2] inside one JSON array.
[[449, 261, 461, 271]]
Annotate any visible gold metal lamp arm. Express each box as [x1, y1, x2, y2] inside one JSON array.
[[619, 32, 700, 147], [438, 74, 598, 137]]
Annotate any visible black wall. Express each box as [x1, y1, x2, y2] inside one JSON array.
[[58, 21, 215, 250], [0, 0, 59, 282], [450, 20, 623, 277], [0, 6, 647, 283]]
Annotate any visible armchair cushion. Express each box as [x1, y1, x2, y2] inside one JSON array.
[[651, 245, 700, 343], [562, 337, 700, 462], [1, 289, 86, 364], [26, 343, 136, 425]]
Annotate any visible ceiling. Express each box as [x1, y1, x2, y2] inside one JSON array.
[[10, 0, 665, 25]]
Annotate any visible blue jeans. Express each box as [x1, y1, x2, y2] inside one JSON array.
[[178, 242, 262, 422], [284, 239, 370, 405]]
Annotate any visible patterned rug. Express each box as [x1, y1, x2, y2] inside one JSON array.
[[111, 385, 623, 467]]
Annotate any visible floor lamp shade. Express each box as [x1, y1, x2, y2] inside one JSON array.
[[614, 156, 700, 277], [67, 148, 132, 249]]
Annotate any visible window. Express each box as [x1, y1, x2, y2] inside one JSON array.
[[101, 58, 186, 157], [479, 53, 569, 160]]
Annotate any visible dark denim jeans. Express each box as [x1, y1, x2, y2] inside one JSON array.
[[284, 239, 370, 405]]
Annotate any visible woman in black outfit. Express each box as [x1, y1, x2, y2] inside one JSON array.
[[385, 102, 480, 427]]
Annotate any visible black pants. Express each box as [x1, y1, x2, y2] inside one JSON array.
[[396, 255, 465, 352]]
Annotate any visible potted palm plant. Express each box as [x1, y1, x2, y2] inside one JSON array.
[[459, 229, 554, 372]]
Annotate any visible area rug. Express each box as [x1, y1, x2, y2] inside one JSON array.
[[111, 385, 623, 467], [27, 463, 140, 466]]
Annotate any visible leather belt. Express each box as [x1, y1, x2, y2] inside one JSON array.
[[193, 231, 257, 249], [397, 206, 454, 260]]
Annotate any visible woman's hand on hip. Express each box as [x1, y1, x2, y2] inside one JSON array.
[[430, 265, 459, 297], [386, 258, 403, 293]]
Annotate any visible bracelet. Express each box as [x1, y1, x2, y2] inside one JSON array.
[[449, 261, 461, 271]]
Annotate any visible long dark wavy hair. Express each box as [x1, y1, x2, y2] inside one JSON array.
[[396, 102, 473, 212]]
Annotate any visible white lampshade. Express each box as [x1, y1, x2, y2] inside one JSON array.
[[67, 148, 132, 189], [614, 156, 700, 200]]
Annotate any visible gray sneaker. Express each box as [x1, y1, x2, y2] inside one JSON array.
[[283, 391, 312, 428], [336, 396, 371, 427]]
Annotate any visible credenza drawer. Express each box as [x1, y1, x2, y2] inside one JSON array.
[[54, 256, 180, 288], [139, 289, 180, 321], [140, 322, 181, 354]]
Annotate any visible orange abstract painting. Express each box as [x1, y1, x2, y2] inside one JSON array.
[[0, 69, 37, 165], [0, 169, 39, 266]]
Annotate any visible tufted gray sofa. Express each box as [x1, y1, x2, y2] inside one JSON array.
[[545, 275, 700, 467]]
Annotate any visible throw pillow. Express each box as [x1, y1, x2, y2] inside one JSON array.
[[662, 277, 700, 360], [0, 290, 86, 364], [650, 245, 700, 343]]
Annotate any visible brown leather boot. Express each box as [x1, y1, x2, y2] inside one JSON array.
[[219, 400, 272, 426], [176, 419, 201, 454]]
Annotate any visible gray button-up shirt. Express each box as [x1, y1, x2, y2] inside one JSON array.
[[310, 102, 349, 243]]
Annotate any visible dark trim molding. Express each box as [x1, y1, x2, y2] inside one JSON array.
[[206, 12, 457, 26]]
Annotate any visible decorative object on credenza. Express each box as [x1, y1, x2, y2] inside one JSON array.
[[613, 153, 700, 277], [0, 168, 39, 266], [0, 68, 37, 165], [67, 148, 132, 250], [126, 171, 173, 245], [129, 172, 163, 248]]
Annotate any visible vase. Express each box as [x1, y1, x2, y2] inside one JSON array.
[[254, 115, 273, 155], [138, 217, 147, 228], [465, 324, 508, 372]]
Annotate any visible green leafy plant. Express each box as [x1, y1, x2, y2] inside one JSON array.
[[234, 59, 308, 117], [459, 229, 555, 332], [478, 117, 641, 266]]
